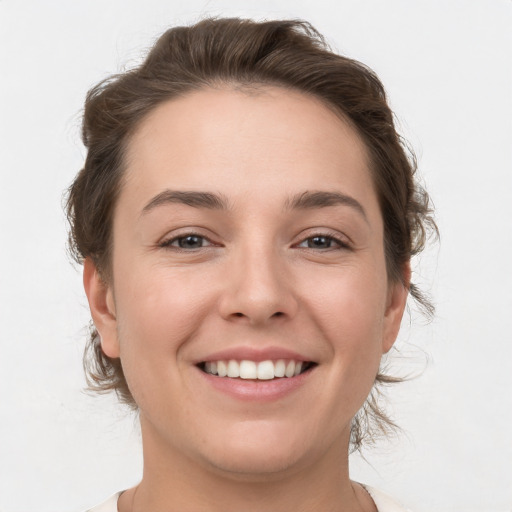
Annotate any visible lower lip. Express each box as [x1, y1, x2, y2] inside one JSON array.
[[196, 366, 314, 401]]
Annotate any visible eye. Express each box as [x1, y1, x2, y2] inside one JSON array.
[[160, 234, 212, 250], [296, 234, 348, 250]]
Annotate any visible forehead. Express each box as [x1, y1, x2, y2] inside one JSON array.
[[121, 86, 378, 219]]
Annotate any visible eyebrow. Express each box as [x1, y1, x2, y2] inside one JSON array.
[[285, 190, 368, 222], [141, 188, 368, 222], [141, 190, 230, 214]]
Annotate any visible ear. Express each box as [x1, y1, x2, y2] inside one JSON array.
[[83, 258, 120, 358], [381, 262, 411, 354]]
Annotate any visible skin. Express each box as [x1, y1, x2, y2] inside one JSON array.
[[84, 86, 409, 512]]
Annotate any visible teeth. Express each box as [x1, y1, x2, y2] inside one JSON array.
[[239, 360, 257, 379], [217, 360, 227, 377], [285, 360, 295, 378], [203, 359, 310, 379], [227, 360, 240, 378], [274, 359, 286, 377], [257, 360, 274, 380]]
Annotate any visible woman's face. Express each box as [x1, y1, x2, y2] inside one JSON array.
[[85, 86, 408, 477]]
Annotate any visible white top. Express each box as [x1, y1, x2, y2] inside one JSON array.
[[85, 485, 411, 511]]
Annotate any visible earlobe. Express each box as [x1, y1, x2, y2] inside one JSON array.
[[382, 263, 411, 354], [83, 258, 120, 358]]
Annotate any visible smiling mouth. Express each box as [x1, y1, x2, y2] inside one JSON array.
[[198, 359, 316, 380]]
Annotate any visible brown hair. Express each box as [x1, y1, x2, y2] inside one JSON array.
[[66, 17, 436, 450]]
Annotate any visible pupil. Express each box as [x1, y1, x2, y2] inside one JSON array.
[[179, 235, 202, 248], [309, 236, 330, 248]]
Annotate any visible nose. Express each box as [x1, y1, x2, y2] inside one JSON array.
[[218, 244, 298, 326]]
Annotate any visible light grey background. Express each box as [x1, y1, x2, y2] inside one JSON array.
[[1, 1, 511, 511]]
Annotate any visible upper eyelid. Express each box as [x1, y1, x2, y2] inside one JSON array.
[[158, 225, 217, 241]]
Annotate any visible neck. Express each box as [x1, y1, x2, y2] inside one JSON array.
[[119, 416, 374, 512]]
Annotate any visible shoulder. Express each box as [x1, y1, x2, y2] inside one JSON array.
[[84, 492, 122, 512], [363, 485, 413, 512], [83, 487, 410, 512]]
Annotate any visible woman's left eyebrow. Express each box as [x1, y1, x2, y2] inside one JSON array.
[[284, 190, 368, 223]]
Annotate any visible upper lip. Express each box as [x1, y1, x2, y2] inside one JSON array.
[[194, 346, 315, 364]]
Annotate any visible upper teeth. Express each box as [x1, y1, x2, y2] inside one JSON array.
[[203, 360, 304, 380]]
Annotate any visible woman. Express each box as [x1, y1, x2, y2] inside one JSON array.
[[67, 17, 434, 512]]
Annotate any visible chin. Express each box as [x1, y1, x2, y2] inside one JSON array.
[[205, 449, 304, 480], [196, 422, 315, 478]]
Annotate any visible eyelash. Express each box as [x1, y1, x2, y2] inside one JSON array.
[[295, 233, 350, 251], [159, 233, 214, 251], [159, 231, 350, 251]]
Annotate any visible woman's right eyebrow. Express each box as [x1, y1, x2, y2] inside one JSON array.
[[140, 190, 230, 215]]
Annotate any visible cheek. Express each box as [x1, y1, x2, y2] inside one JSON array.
[[117, 268, 212, 343], [111, 265, 214, 395], [307, 264, 387, 334], [304, 265, 387, 380]]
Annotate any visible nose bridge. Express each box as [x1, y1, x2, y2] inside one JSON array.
[[220, 236, 296, 324]]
